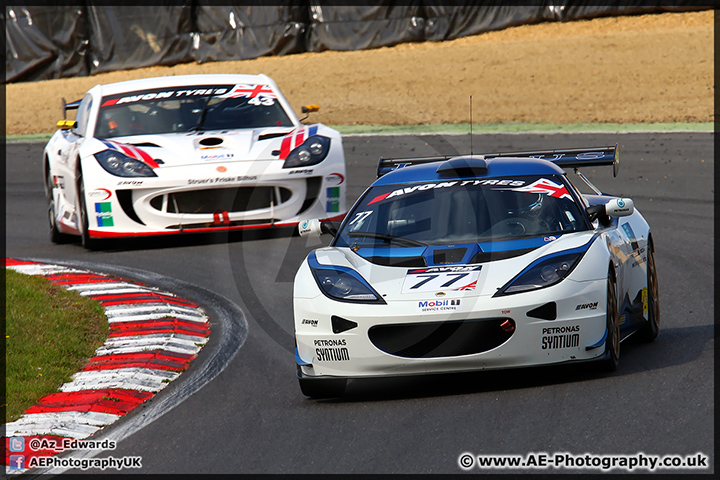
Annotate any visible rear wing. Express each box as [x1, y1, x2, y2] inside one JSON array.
[[62, 98, 82, 119], [377, 144, 619, 178]]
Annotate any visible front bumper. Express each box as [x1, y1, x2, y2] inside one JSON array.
[[294, 277, 609, 379], [81, 158, 346, 237]]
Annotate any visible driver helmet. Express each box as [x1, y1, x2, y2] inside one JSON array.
[[507, 193, 544, 217]]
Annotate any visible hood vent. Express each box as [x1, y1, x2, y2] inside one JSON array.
[[259, 131, 291, 141], [199, 137, 224, 147]]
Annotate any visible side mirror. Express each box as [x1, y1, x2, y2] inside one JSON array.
[[605, 198, 634, 217], [299, 219, 337, 237], [57, 119, 77, 130], [587, 198, 634, 227], [299, 104, 320, 123]]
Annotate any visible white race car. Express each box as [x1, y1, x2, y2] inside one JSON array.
[[294, 145, 659, 398], [43, 74, 347, 248]]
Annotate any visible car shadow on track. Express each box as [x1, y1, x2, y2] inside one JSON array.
[[78, 226, 298, 252]]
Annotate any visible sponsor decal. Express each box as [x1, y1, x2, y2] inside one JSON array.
[[326, 172, 345, 185], [470, 179, 525, 187], [313, 339, 349, 361], [575, 302, 599, 311], [619, 314, 626, 326], [89, 188, 112, 200], [117, 180, 143, 186], [188, 176, 257, 185], [101, 87, 230, 107], [402, 265, 482, 293], [52, 175, 65, 189], [326, 186, 341, 213], [435, 291, 446, 297], [541, 325, 580, 350], [512, 178, 573, 201], [288, 168, 314, 175], [642, 287, 648, 316], [315, 347, 350, 362], [367, 179, 527, 206], [313, 339, 346, 347], [417, 298, 462, 313], [544, 236, 557, 242], [301, 318, 318, 327], [94, 202, 114, 227], [368, 181, 459, 205], [201, 153, 234, 161]]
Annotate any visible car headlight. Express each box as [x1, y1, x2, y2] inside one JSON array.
[[494, 248, 586, 296], [308, 253, 385, 304], [282, 135, 331, 168], [94, 150, 157, 177]]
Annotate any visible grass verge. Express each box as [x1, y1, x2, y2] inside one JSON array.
[[3, 122, 713, 143], [332, 122, 715, 135], [5, 268, 108, 423]]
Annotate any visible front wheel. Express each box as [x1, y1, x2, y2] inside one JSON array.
[[299, 377, 346, 399]]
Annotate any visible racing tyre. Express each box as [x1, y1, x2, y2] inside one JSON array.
[[299, 378, 346, 399], [635, 243, 660, 342], [601, 271, 620, 372], [77, 171, 100, 250], [47, 170, 73, 244]]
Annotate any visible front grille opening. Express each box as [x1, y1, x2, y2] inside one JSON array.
[[369, 318, 515, 358], [527, 302, 557, 320], [296, 177, 322, 216], [150, 186, 291, 214], [117, 189, 145, 225]]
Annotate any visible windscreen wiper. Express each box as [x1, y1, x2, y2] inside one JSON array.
[[190, 97, 216, 132]]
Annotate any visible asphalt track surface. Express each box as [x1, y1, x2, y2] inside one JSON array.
[[6, 132, 714, 474]]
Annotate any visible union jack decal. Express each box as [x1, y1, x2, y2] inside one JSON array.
[[512, 178, 573, 201], [279, 125, 318, 160], [100, 140, 160, 169], [222, 84, 277, 99]]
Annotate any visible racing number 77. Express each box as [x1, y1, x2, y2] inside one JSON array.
[[410, 273, 469, 290]]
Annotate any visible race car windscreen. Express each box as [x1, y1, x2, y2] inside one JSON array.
[[334, 175, 588, 248], [95, 84, 294, 138]]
